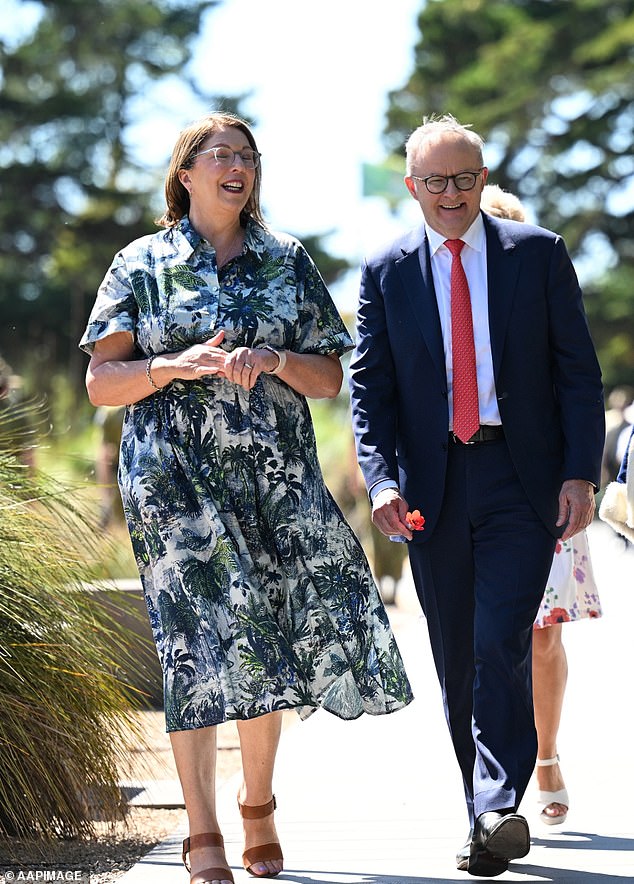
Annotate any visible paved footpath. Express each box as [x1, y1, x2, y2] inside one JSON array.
[[120, 521, 634, 883]]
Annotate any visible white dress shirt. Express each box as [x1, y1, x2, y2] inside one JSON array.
[[424, 214, 501, 431], [370, 215, 501, 503]]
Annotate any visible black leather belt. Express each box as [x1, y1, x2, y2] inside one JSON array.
[[450, 425, 504, 445]]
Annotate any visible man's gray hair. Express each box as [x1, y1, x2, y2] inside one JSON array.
[[405, 114, 484, 175]]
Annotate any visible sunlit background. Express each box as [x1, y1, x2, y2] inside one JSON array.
[[3, 0, 425, 315], [1, 0, 634, 861]]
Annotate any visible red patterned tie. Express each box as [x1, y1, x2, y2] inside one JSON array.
[[446, 239, 480, 442]]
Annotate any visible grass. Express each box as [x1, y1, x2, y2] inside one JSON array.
[[0, 413, 151, 839]]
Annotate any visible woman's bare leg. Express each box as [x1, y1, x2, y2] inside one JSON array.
[[532, 624, 568, 820], [170, 726, 233, 884], [237, 711, 284, 877]]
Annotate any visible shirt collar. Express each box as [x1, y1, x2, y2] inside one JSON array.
[[425, 211, 486, 257], [171, 215, 265, 259]]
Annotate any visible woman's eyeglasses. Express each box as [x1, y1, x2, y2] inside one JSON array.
[[194, 146, 261, 169]]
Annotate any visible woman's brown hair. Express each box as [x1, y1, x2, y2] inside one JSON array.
[[156, 111, 265, 228]]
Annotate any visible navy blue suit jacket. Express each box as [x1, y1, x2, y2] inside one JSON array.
[[349, 213, 605, 540]]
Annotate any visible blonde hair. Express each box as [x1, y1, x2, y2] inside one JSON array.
[[405, 113, 484, 175], [156, 111, 265, 228], [480, 184, 526, 222]]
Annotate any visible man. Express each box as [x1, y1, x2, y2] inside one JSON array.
[[349, 115, 604, 877]]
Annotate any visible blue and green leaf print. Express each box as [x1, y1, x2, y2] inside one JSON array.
[[80, 218, 413, 730]]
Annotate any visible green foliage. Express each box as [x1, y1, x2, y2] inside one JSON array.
[[0, 443, 150, 838], [384, 0, 634, 386], [0, 0, 225, 397], [309, 394, 371, 543], [297, 234, 351, 287], [310, 395, 407, 598], [0, 1, 351, 412]]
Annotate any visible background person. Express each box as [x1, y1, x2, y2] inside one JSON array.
[[349, 114, 604, 877], [80, 111, 412, 884], [601, 386, 633, 488], [600, 422, 634, 542], [481, 184, 603, 827], [93, 404, 126, 526]]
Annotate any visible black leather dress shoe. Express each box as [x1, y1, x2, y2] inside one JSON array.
[[456, 832, 473, 870], [456, 831, 509, 877], [473, 811, 530, 861], [456, 840, 508, 876]]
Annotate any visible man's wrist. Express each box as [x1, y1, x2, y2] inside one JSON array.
[[370, 479, 399, 504]]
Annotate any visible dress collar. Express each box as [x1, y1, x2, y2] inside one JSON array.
[[171, 215, 267, 260]]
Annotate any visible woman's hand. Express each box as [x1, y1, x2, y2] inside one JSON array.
[[169, 331, 229, 381], [87, 328, 344, 406], [223, 345, 279, 390], [208, 343, 344, 397], [87, 330, 229, 406]]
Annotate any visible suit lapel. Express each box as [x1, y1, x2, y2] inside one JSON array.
[[396, 229, 447, 389], [484, 215, 521, 381], [393, 217, 522, 387]]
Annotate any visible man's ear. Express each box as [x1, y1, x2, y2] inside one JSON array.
[[404, 176, 418, 199]]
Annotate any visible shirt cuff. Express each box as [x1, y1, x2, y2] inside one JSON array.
[[369, 479, 399, 503]]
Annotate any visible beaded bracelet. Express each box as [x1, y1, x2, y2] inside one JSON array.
[[145, 355, 163, 390], [260, 345, 287, 375]]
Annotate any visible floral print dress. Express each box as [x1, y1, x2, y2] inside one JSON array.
[[534, 530, 602, 628], [80, 218, 413, 732]]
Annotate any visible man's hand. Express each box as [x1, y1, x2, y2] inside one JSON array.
[[556, 479, 595, 541], [372, 487, 413, 541]]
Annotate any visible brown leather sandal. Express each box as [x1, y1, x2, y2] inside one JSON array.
[[237, 795, 284, 878], [182, 832, 234, 884]]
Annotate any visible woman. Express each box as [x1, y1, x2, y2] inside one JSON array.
[[532, 534, 601, 824], [80, 112, 413, 884], [481, 184, 602, 826]]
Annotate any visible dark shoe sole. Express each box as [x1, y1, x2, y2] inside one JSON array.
[[460, 847, 509, 877], [485, 815, 530, 860]]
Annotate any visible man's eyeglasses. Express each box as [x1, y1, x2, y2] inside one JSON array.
[[410, 169, 484, 194], [194, 146, 261, 169]]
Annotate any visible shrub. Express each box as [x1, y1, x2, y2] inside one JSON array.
[[0, 446, 149, 839]]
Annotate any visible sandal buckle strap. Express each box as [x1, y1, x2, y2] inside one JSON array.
[[238, 795, 277, 819], [182, 832, 226, 873], [536, 755, 560, 767]]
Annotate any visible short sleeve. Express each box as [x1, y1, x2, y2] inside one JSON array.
[[291, 245, 353, 356], [78, 252, 138, 354]]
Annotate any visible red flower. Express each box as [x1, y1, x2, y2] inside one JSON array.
[[543, 607, 570, 626], [406, 509, 425, 531]]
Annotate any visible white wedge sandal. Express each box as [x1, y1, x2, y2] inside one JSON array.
[[537, 755, 569, 826]]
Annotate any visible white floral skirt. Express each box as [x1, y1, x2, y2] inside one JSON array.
[[534, 530, 602, 628]]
